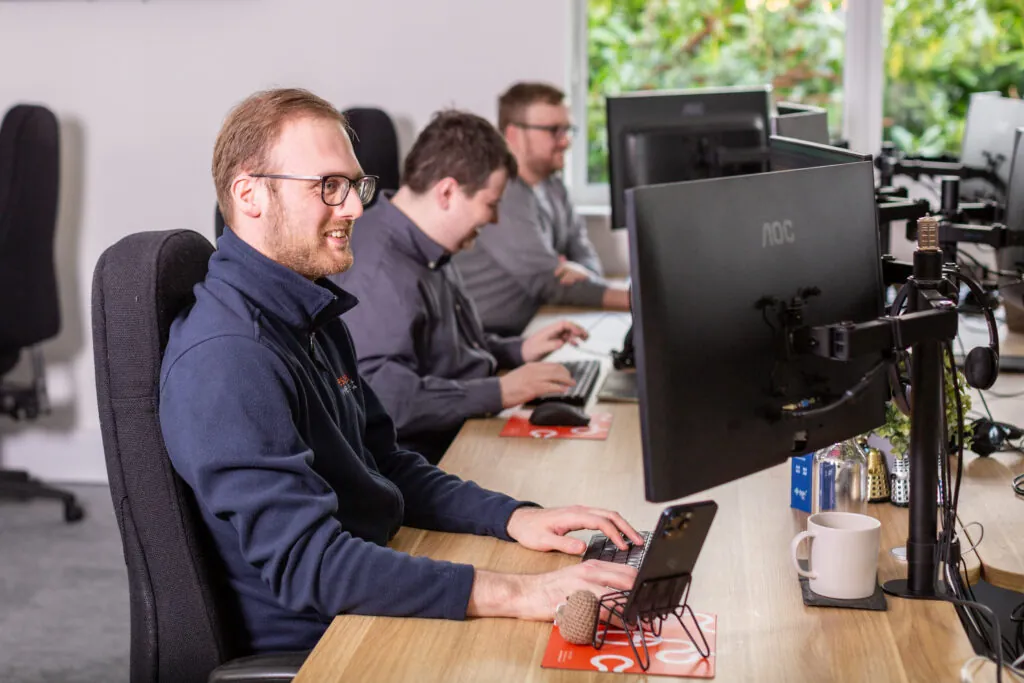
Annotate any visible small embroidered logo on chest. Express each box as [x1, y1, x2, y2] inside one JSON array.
[[336, 374, 357, 395]]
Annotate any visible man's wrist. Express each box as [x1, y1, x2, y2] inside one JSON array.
[[504, 502, 542, 540], [467, 569, 525, 618], [602, 286, 630, 310]]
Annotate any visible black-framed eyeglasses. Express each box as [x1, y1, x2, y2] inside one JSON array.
[[511, 122, 577, 139], [249, 173, 378, 207]]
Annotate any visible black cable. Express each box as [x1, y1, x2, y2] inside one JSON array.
[[946, 596, 1006, 682], [958, 250, 1022, 281], [780, 361, 889, 419]]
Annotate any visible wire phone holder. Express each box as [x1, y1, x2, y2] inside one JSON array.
[[592, 571, 710, 672]]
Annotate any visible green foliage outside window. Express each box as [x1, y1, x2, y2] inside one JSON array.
[[883, 0, 1024, 156], [585, 0, 1024, 184], [586, 0, 845, 184]]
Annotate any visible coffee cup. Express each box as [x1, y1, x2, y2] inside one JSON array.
[[790, 511, 881, 600]]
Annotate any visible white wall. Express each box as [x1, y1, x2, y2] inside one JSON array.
[[0, 0, 570, 483]]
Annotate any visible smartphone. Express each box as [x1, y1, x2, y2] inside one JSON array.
[[623, 500, 718, 622]]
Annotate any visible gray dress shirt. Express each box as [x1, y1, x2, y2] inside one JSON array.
[[453, 175, 608, 336], [331, 194, 524, 463]]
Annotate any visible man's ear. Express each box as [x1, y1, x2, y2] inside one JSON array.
[[503, 124, 520, 150], [232, 175, 263, 219], [434, 177, 459, 210]]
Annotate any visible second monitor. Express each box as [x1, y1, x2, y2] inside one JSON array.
[[606, 85, 773, 230]]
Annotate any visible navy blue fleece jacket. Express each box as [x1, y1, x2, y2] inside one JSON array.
[[159, 229, 528, 653]]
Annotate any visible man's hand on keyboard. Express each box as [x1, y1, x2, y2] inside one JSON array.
[[499, 362, 575, 407], [520, 320, 589, 362], [505, 505, 644, 555]]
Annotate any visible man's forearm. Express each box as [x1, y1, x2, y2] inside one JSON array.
[[466, 570, 525, 618], [601, 286, 631, 310]]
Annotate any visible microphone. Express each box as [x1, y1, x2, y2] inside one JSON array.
[[555, 590, 600, 645]]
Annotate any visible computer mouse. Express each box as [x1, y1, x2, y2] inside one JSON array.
[[528, 402, 591, 427]]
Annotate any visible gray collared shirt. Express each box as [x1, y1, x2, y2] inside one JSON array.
[[453, 175, 608, 336], [331, 194, 524, 462]]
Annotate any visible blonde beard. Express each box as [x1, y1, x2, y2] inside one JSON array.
[[265, 200, 353, 280]]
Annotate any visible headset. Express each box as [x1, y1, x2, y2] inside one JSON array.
[[966, 417, 1024, 456], [888, 265, 1000, 415]]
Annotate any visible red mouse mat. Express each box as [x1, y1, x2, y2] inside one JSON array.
[[541, 611, 717, 677], [499, 410, 613, 440]]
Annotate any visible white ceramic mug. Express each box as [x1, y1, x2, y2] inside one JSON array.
[[790, 511, 881, 600]]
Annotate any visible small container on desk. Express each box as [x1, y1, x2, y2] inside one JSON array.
[[791, 439, 868, 514]]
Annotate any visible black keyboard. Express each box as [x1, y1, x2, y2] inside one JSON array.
[[526, 359, 601, 407], [582, 530, 652, 569]]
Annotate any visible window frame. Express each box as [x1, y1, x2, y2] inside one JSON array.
[[567, 0, 885, 209]]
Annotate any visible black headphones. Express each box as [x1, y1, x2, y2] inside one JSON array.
[[888, 266, 1000, 414], [966, 418, 1024, 456]]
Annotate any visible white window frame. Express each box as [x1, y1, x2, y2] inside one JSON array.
[[567, 0, 885, 210]]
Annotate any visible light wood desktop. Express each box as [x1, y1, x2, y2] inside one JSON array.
[[956, 319, 1024, 594], [295, 310, 1016, 683]]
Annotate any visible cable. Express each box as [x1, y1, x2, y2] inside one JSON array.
[[958, 249, 1023, 281], [780, 361, 889, 420], [980, 389, 1024, 400], [948, 597, 1007, 683], [958, 522, 986, 555]]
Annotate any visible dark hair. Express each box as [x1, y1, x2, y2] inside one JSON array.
[[403, 110, 517, 196], [497, 82, 566, 133]]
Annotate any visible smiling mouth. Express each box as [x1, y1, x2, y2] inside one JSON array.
[[325, 229, 349, 241]]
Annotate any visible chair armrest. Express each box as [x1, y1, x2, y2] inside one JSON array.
[[207, 651, 308, 683]]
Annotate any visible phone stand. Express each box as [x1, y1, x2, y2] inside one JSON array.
[[593, 571, 710, 672]]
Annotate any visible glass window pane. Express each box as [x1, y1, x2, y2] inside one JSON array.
[[883, 0, 1024, 156], [586, 0, 846, 184]]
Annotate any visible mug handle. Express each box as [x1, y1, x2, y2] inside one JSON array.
[[790, 531, 817, 579]]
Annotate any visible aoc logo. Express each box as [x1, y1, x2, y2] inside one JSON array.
[[762, 219, 795, 247]]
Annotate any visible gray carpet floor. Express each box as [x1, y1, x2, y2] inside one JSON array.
[[0, 483, 129, 683]]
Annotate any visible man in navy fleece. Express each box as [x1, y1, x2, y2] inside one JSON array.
[[159, 88, 642, 655]]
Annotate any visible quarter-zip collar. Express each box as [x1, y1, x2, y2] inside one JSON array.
[[212, 227, 357, 331]]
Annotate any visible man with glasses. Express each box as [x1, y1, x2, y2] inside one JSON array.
[[159, 88, 641, 656], [454, 82, 630, 336], [332, 110, 591, 465]]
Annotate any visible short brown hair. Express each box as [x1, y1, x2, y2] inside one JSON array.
[[403, 110, 517, 196], [497, 82, 566, 134], [212, 88, 347, 222]]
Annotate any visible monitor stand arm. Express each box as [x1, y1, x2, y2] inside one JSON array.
[[788, 225, 958, 599]]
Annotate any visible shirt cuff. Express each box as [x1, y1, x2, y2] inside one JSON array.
[[445, 563, 478, 620], [464, 376, 504, 418], [487, 334, 524, 369], [551, 278, 608, 308]]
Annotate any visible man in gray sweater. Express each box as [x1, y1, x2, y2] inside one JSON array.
[[453, 82, 630, 335]]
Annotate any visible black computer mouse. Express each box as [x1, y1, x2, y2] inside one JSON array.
[[528, 403, 591, 427]]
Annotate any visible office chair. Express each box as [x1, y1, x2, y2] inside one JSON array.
[[0, 103, 83, 523], [92, 230, 306, 683], [214, 204, 226, 241], [344, 106, 400, 203]]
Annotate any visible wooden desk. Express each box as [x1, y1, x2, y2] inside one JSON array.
[[296, 310, 989, 683], [956, 318, 1024, 593]]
